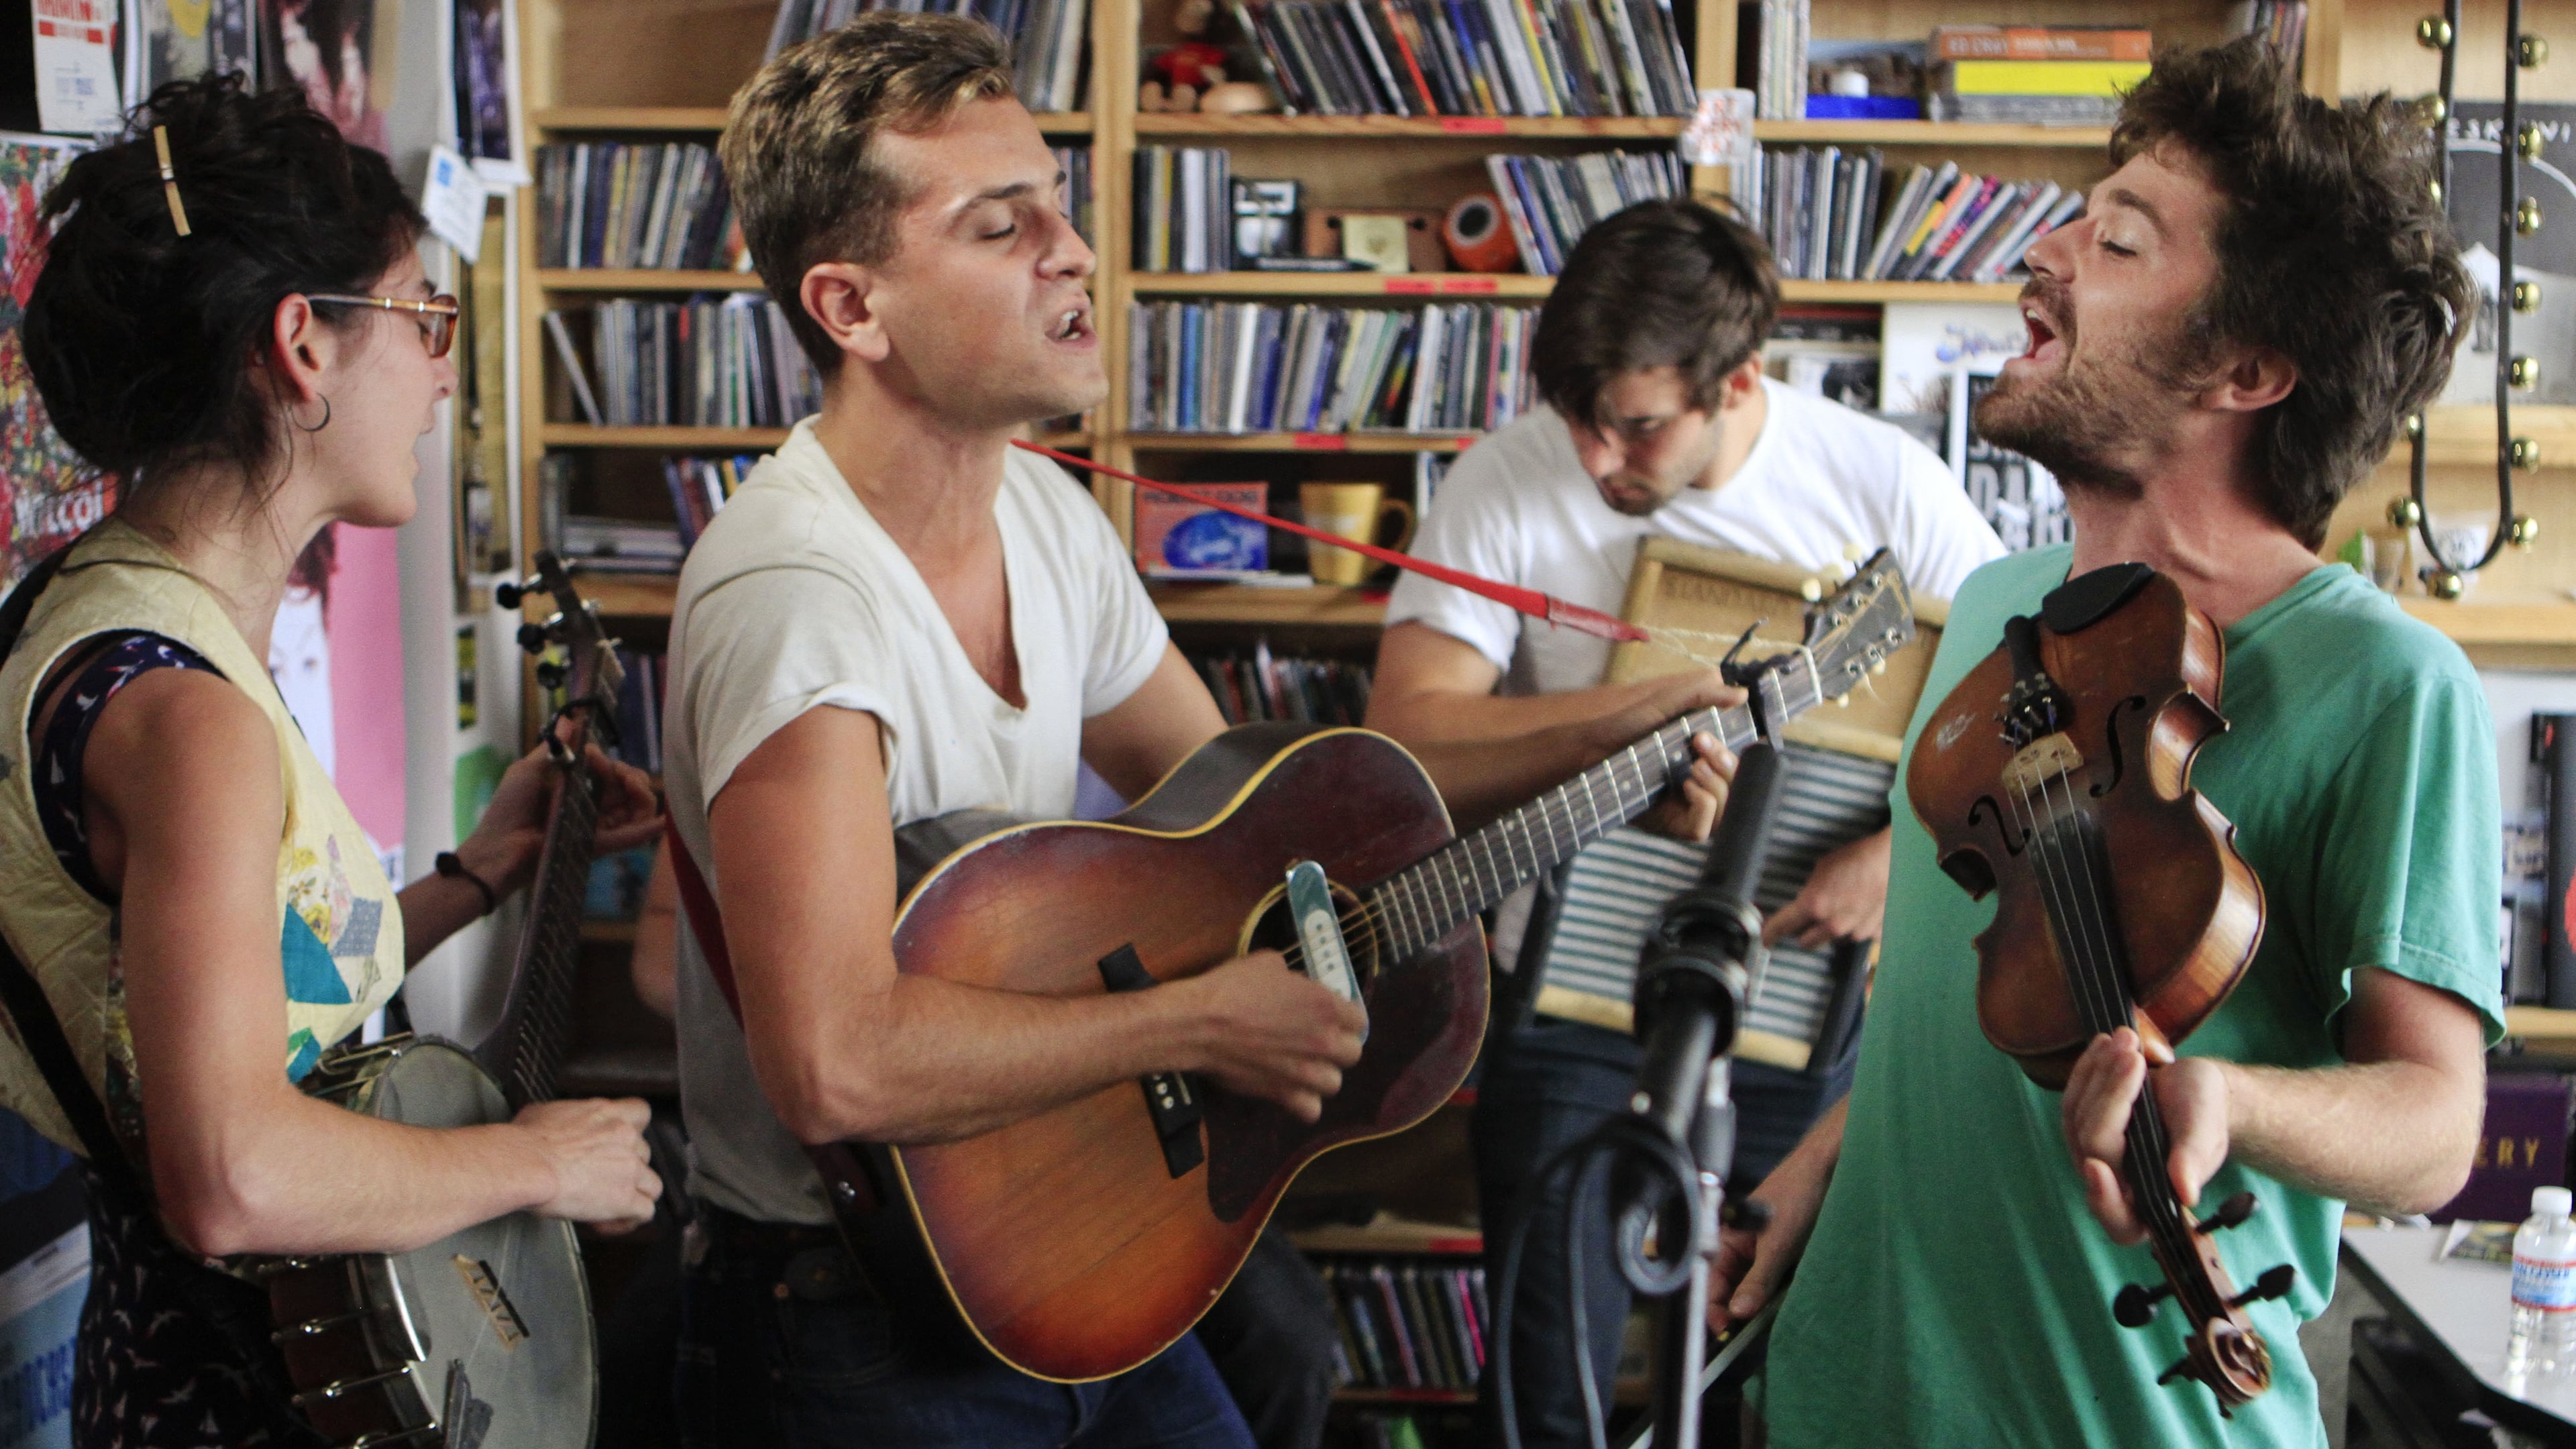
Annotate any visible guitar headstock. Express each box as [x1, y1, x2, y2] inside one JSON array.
[[497, 552, 626, 757], [1796, 549, 1919, 709]]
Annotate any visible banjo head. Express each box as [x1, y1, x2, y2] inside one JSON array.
[[280, 1038, 598, 1449]]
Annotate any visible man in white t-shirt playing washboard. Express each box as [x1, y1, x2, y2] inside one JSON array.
[[1366, 199, 2004, 1448], [658, 20, 1743, 1447]]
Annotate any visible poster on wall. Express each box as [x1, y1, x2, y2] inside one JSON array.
[[258, 0, 387, 149], [122, 0, 258, 99], [25, 0, 120, 134], [451, 0, 525, 184], [0, 133, 111, 596], [269, 523, 408, 881]]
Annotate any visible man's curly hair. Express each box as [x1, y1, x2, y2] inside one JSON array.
[[2110, 38, 2474, 547]]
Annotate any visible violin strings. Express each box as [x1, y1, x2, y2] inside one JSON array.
[[2019, 764, 2205, 1301]]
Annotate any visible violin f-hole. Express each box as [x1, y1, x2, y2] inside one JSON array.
[[2092, 694, 2151, 798]]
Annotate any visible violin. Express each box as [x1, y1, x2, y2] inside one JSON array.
[[1907, 563, 2296, 1411]]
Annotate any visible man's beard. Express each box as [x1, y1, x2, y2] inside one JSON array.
[[1972, 278, 2208, 500]]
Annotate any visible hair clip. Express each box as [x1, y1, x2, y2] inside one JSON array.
[[152, 125, 191, 237]]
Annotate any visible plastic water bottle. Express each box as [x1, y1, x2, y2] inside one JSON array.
[[2509, 1185, 2576, 1375]]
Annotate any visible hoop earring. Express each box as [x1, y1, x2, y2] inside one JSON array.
[[292, 396, 332, 433]]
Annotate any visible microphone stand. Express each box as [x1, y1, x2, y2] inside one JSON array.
[[1623, 739, 1788, 1449]]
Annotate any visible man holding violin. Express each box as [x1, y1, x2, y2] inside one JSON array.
[[1717, 38, 2502, 1447]]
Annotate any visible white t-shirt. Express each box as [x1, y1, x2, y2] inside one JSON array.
[[1386, 380, 2004, 975], [1387, 378, 2004, 696], [662, 419, 1169, 1224]]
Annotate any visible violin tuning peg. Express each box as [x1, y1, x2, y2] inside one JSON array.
[[2112, 1280, 2172, 1328], [2196, 1191, 2258, 1234], [2230, 1264, 2297, 1309], [2156, 1353, 2195, 1387]]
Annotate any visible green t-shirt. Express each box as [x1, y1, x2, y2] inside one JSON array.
[[1761, 546, 2504, 1448]]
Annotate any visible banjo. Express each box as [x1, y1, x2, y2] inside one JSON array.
[[260, 553, 619, 1448]]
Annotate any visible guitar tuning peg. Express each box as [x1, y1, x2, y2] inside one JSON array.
[[2112, 1280, 2172, 1328], [2229, 1264, 2297, 1309], [2196, 1191, 2258, 1234]]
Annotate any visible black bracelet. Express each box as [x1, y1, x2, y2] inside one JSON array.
[[435, 851, 499, 918]]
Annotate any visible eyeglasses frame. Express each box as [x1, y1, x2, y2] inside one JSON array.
[[305, 292, 462, 358]]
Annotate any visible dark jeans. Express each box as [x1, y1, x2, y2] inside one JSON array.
[[1473, 1018, 1855, 1449], [1195, 1226, 1340, 1449], [677, 1203, 1256, 1449]]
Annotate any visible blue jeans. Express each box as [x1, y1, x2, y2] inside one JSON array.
[[677, 1204, 1256, 1449], [1473, 1018, 1855, 1449]]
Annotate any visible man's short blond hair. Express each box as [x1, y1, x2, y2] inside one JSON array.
[[719, 12, 1013, 371]]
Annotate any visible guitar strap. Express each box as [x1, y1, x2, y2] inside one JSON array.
[[661, 818, 884, 1218], [0, 543, 300, 1408]]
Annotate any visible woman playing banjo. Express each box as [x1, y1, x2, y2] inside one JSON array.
[[0, 76, 663, 1447]]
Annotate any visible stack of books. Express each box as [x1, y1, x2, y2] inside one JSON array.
[[2230, 1, 2309, 67], [1053, 145, 1095, 246], [1191, 643, 1373, 724], [763, 0, 1090, 111], [545, 298, 824, 429], [1738, 150, 2080, 284], [1127, 299, 1540, 435], [1750, 0, 1811, 119], [663, 455, 761, 547], [1321, 1256, 1489, 1392], [1926, 25, 2151, 125], [1487, 148, 1685, 276], [1227, 0, 1694, 118], [557, 516, 686, 574], [610, 647, 668, 773], [537, 143, 743, 271], [1132, 146, 1236, 273]]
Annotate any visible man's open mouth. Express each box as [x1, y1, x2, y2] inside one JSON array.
[[1051, 307, 1093, 343]]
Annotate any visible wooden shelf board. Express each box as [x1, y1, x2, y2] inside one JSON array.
[[537, 106, 1092, 134], [537, 572, 676, 617], [539, 268, 765, 292], [1150, 583, 1388, 626], [1134, 113, 1682, 138], [1780, 279, 2027, 303], [1130, 270, 1552, 299], [2507, 1006, 2576, 1045], [2397, 600, 2576, 647], [542, 424, 793, 449], [2417, 404, 2576, 470], [1293, 1216, 1483, 1256], [1754, 119, 2113, 148], [1126, 431, 1475, 455]]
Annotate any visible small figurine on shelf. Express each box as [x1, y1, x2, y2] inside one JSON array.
[[1142, 42, 1228, 111]]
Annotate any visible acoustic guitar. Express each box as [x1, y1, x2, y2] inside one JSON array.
[[795, 551, 1922, 1383], [258, 553, 618, 1448]]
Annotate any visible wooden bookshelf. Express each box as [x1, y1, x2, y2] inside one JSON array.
[[1293, 1216, 1483, 1256], [1134, 113, 1682, 138], [1129, 270, 1554, 298], [535, 105, 1095, 134], [1752, 120, 2115, 148], [1127, 431, 1476, 454], [538, 268, 765, 292], [1148, 582, 1389, 626]]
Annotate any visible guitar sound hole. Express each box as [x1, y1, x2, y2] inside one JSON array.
[[1244, 880, 1383, 989]]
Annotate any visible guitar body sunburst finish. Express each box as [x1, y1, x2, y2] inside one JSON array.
[[881, 724, 1487, 1382]]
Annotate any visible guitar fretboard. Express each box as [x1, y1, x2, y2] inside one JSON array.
[[500, 761, 598, 1108], [1365, 657, 1823, 962]]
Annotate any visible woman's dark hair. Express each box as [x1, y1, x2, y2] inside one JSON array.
[[2112, 38, 2473, 547], [1530, 198, 1779, 428], [23, 73, 425, 493]]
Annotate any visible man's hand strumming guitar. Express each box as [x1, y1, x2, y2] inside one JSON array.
[[1169, 951, 1368, 1122]]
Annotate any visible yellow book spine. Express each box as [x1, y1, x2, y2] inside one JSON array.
[[1947, 59, 2151, 97]]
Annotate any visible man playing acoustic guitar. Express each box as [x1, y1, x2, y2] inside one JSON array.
[[665, 16, 1738, 1446], [1717, 38, 2501, 1448]]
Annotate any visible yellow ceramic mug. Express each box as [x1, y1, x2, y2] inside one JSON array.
[[1300, 483, 1416, 586]]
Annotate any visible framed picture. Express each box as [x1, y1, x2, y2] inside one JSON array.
[[258, 0, 388, 150], [123, 0, 257, 101], [451, 0, 529, 184]]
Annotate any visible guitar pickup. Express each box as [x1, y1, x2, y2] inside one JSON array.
[[1285, 861, 1366, 1040], [1097, 945, 1205, 1179]]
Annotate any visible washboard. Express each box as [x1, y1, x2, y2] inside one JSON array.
[[1527, 538, 1948, 1069]]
